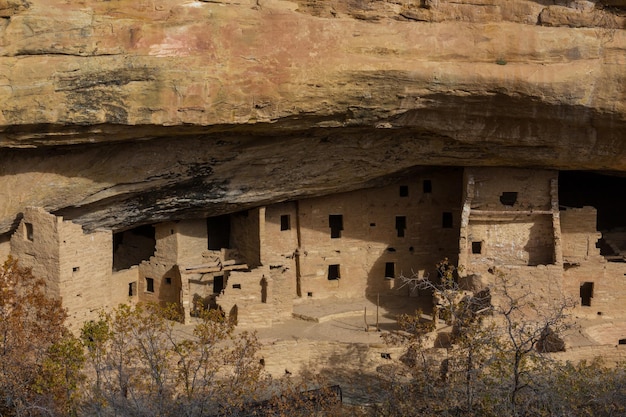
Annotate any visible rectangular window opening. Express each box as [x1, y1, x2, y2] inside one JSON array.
[[328, 264, 340, 280], [329, 215, 343, 239], [280, 214, 291, 231], [128, 282, 137, 297], [146, 277, 155, 293], [395, 216, 406, 238], [423, 180, 432, 194], [442, 212, 453, 228], [207, 215, 231, 250], [399, 185, 409, 197], [25, 222, 33, 241], [580, 282, 594, 307], [471, 241, 483, 254], [72, 266, 80, 273], [232, 283, 242, 289], [385, 262, 395, 279]]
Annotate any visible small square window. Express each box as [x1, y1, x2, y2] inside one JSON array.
[[72, 266, 80, 273], [328, 264, 340, 280], [442, 212, 453, 228], [280, 214, 291, 231], [423, 180, 432, 194], [399, 185, 409, 197], [165, 277, 172, 285], [25, 222, 34, 241], [471, 241, 482, 254], [146, 277, 154, 293]]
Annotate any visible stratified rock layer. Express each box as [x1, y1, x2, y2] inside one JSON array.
[[0, 0, 625, 233]]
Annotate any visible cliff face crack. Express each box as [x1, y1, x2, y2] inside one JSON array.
[[11, 51, 123, 58], [54, 68, 156, 92]]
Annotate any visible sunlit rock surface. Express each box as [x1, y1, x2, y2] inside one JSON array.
[[0, 0, 625, 233]]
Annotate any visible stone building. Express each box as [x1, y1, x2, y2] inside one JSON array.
[[4, 167, 626, 329]]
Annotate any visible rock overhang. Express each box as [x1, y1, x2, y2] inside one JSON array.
[[0, 0, 625, 234]]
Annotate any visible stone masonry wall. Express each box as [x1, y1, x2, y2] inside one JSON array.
[[111, 267, 139, 306], [467, 167, 555, 211], [58, 220, 112, 325], [231, 208, 262, 268], [10, 208, 61, 296], [461, 168, 558, 277], [559, 206, 626, 319], [561, 207, 602, 263], [176, 219, 208, 266], [139, 258, 182, 307], [153, 222, 179, 264], [292, 170, 463, 300], [264, 202, 298, 265], [467, 216, 555, 267], [10, 207, 117, 327]]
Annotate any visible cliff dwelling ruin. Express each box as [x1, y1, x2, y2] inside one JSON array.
[[0, 2, 625, 394], [3, 166, 626, 330]]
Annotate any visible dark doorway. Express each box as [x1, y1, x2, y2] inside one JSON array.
[[128, 282, 137, 297], [214, 275, 224, 294], [328, 264, 340, 280], [280, 215, 291, 231], [146, 277, 154, 293], [207, 215, 231, 250], [423, 180, 432, 194], [385, 262, 395, 279], [580, 281, 594, 307], [442, 212, 453, 228], [329, 215, 343, 239], [396, 216, 406, 237]]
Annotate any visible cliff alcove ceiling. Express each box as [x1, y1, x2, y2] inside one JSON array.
[[0, 0, 625, 235]]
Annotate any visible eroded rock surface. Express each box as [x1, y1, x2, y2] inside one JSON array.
[[0, 0, 625, 233]]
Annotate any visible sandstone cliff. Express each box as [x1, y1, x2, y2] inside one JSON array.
[[0, 0, 625, 233]]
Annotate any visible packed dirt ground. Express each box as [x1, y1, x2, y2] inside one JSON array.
[[173, 295, 626, 405]]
